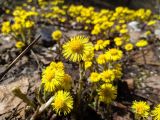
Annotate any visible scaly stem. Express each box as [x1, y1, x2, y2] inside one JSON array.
[[30, 96, 55, 120], [141, 49, 147, 64], [77, 62, 84, 107], [12, 87, 36, 109]]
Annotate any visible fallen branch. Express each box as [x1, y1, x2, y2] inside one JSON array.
[[0, 35, 41, 82]]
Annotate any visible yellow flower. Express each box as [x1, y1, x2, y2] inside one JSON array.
[[85, 61, 92, 70], [83, 50, 94, 61], [105, 48, 123, 61], [94, 40, 110, 50], [113, 69, 122, 79], [101, 69, 115, 83], [131, 101, 150, 118], [52, 90, 73, 115], [11, 23, 22, 32], [41, 62, 65, 92], [89, 72, 100, 83], [125, 43, 133, 51], [25, 21, 34, 28], [62, 35, 93, 62], [98, 83, 117, 104], [147, 20, 156, 26], [1, 21, 11, 34], [120, 28, 128, 34], [152, 104, 160, 120], [52, 30, 62, 41], [114, 37, 123, 47], [97, 54, 108, 65], [15, 41, 25, 49], [60, 74, 72, 90], [136, 40, 148, 47], [5, 9, 10, 14]]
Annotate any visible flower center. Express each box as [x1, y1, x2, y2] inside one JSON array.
[[70, 40, 83, 53], [55, 99, 65, 109], [103, 88, 111, 97], [47, 71, 55, 81], [136, 106, 144, 114]]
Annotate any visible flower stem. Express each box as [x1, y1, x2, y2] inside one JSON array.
[[77, 62, 84, 107], [141, 49, 147, 64], [12, 87, 36, 109]]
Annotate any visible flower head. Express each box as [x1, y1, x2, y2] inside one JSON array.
[[125, 43, 133, 51], [114, 37, 123, 46], [15, 41, 25, 49], [131, 101, 150, 118], [85, 61, 92, 70], [41, 62, 65, 92], [98, 83, 117, 104], [97, 54, 108, 65], [83, 50, 94, 61], [152, 104, 160, 120], [105, 48, 123, 61], [94, 40, 110, 50], [1, 21, 11, 34], [89, 72, 101, 83], [101, 69, 115, 83], [136, 40, 148, 47], [62, 35, 93, 62], [52, 30, 62, 41], [52, 90, 73, 115], [60, 74, 72, 90]]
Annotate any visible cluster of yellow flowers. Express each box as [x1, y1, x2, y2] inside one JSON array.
[[61, 35, 122, 105], [2, 6, 38, 35], [131, 101, 160, 120], [41, 61, 73, 115], [42, 61, 72, 92], [67, 5, 154, 36], [1, 6, 38, 48], [2, 0, 159, 118]]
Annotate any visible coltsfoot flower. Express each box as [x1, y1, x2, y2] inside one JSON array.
[[114, 37, 123, 47], [125, 43, 133, 51], [94, 40, 110, 50], [97, 54, 108, 65], [85, 61, 92, 70], [101, 69, 115, 83], [105, 48, 123, 61], [41, 62, 65, 92], [152, 104, 160, 120], [131, 101, 150, 118], [98, 83, 117, 104], [52, 90, 73, 115], [89, 72, 100, 83], [62, 35, 93, 62], [136, 40, 148, 47], [15, 41, 25, 49], [52, 30, 62, 41], [83, 50, 94, 61], [60, 74, 72, 90], [1, 21, 11, 34]]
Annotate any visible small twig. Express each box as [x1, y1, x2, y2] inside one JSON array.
[[0, 35, 41, 82]]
